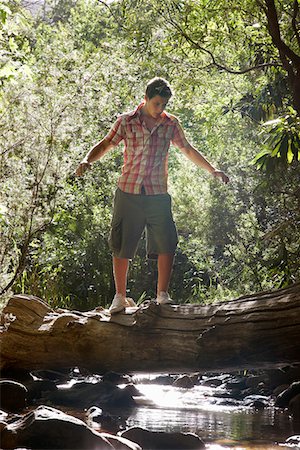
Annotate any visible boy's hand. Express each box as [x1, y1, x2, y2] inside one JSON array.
[[212, 170, 230, 184], [75, 161, 91, 177]]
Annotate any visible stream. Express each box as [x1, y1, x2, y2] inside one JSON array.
[[24, 369, 300, 449], [119, 375, 299, 449]]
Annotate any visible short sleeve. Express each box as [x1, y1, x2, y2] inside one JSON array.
[[171, 118, 190, 150], [104, 117, 125, 146]]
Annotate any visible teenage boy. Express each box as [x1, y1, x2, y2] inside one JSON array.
[[75, 78, 229, 313]]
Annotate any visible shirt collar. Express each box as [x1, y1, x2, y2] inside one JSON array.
[[127, 102, 171, 123], [128, 102, 144, 119]]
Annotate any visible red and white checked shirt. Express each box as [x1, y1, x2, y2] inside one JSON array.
[[105, 102, 189, 195]]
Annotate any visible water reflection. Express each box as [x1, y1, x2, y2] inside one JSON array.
[[125, 383, 295, 449]]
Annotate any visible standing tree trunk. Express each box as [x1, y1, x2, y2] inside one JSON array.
[[264, 0, 300, 115], [1, 283, 300, 374]]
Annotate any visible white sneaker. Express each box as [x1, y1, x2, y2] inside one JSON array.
[[108, 293, 126, 314], [156, 291, 174, 304], [125, 297, 137, 307]]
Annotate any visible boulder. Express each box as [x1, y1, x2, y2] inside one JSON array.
[[121, 426, 205, 449], [0, 405, 140, 450], [173, 375, 195, 388], [215, 398, 240, 407], [289, 394, 300, 420], [45, 381, 135, 409], [122, 384, 143, 397], [239, 388, 255, 397], [0, 410, 8, 421], [24, 379, 57, 403], [86, 406, 124, 434], [201, 374, 231, 387], [266, 366, 300, 389], [224, 376, 247, 391], [0, 409, 8, 433], [0, 368, 32, 382], [275, 381, 300, 408], [243, 395, 270, 409], [187, 373, 201, 385], [102, 433, 141, 450], [31, 369, 71, 382], [149, 375, 175, 385], [86, 405, 104, 425], [0, 380, 27, 413], [102, 371, 132, 385], [245, 374, 266, 390], [273, 384, 290, 397], [285, 435, 300, 447]]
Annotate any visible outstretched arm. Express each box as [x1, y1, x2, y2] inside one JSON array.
[[75, 138, 114, 177], [179, 142, 230, 184], [172, 120, 229, 183]]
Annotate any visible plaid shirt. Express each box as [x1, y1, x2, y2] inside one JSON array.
[[105, 102, 189, 195]]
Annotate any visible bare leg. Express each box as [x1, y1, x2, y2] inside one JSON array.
[[157, 253, 174, 294], [113, 256, 129, 297]]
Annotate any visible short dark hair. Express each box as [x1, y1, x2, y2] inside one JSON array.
[[145, 78, 172, 100]]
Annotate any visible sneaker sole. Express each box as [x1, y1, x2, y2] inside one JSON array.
[[109, 306, 126, 315]]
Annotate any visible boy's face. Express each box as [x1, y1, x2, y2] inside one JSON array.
[[145, 95, 169, 119]]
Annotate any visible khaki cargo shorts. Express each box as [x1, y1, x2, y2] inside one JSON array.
[[109, 188, 178, 259]]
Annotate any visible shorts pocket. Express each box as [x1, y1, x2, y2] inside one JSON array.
[[108, 219, 122, 254]]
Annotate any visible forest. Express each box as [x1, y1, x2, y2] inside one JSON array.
[[0, 0, 300, 308]]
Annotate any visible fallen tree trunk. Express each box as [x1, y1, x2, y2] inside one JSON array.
[[1, 283, 300, 374]]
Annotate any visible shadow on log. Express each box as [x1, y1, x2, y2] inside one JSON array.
[[1, 283, 300, 373]]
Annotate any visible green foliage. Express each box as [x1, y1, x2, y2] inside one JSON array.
[[0, 0, 33, 85], [225, 70, 289, 122], [1, 0, 299, 309], [252, 109, 300, 170], [0, 0, 132, 300], [20, 168, 117, 309]]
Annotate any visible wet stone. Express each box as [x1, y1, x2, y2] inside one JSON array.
[[285, 435, 300, 447], [103, 371, 132, 385], [86, 406, 122, 434], [173, 375, 195, 388], [0, 380, 27, 413], [214, 398, 241, 407], [45, 380, 136, 409], [201, 377, 224, 387], [149, 375, 175, 385], [121, 426, 205, 449], [31, 369, 71, 383], [243, 395, 271, 408], [289, 393, 300, 420], [276, 381, 300, 408], [224, 377, 247, 391], [24, 379, 57, 403], [1, 405, 139, 450]]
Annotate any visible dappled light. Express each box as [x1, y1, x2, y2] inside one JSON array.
[[0, 0, 299, 448]]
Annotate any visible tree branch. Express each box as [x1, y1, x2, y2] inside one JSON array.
[[96, 0, 128, 31], [165, 16, 282, 74], [264, 0, 300, 66], [0, 128, 59, 296], [255, 0, 267, 14], [0, 138, 28, 157]]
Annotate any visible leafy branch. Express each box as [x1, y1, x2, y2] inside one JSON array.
[[161, 3, 283, 75], [96, 0, 128, 30]]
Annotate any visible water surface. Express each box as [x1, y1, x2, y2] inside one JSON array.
[[124, 381, 298, 449]]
